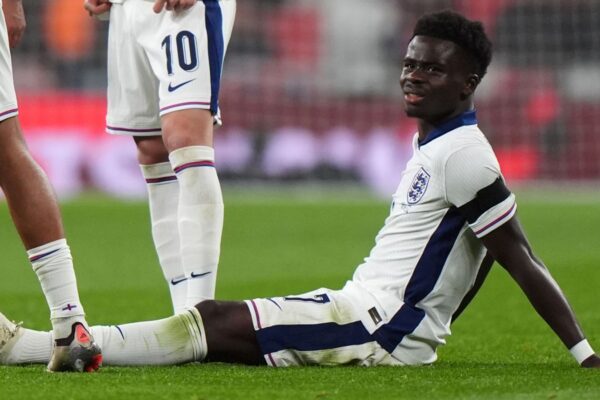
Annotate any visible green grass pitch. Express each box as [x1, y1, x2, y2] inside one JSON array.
[[1, 189, 599, 399]]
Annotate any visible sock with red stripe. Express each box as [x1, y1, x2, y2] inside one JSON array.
[[169, 146, 223, 307], [140, 162, 187, 314]]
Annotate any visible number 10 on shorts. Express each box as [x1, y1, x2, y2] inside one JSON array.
[[161, 31, 199, 75]]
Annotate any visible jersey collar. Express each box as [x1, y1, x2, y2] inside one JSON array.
[[418, 110, 478, 147]]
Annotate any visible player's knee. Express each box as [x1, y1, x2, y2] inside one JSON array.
[[195, 300, 251, 335], [0, 137, 39, 178], [195, 300, 262, 364], [134, 136, 169, 164], [0, 120, 28, 160], [161, 110, 213, 151], [194, 299, 221, 321]]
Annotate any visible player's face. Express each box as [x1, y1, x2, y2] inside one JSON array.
[[400, 35, 473, 124]]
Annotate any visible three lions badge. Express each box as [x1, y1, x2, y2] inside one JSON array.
[[407, 168, 430, 204]]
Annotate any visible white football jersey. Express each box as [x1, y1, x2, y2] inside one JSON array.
[[352, 110, 516, 364]]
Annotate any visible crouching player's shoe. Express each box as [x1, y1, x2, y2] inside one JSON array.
[[47, 322, 102, 372], [0, 312, 23, 364]]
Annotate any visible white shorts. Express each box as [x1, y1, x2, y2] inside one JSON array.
[[0, 7, 18, 122], [245, 282, 407, 367], [106, 0, 236, 135]]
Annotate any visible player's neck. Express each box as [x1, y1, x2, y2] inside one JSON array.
[[417, 102, 475, 141]]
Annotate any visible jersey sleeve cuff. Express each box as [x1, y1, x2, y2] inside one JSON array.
[[469, 194, 517, 238]]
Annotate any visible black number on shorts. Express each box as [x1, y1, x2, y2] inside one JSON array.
[[161, 31, 199, 76]]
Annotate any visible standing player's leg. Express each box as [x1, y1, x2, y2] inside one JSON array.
[[0, 9, 100, 373], [106, 2, 190, 314], [163, 109, 224, 307], [136, 136, 187, 314], [106, 0, 235, 309], [149, 0, 236, 307], [0, 118, 101, 372]]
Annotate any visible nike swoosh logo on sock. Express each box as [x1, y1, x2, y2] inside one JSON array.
[[170, 276, 188, 285], [190, 271, 212, 279]]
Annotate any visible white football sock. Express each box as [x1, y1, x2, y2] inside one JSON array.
[[89, 308, 206, 365], [0, 309, 206, 366], [0, 327, 52, 365], [141, 162, 187, 314], [28, 239, 88, 339], [169, 146, 224, 307]]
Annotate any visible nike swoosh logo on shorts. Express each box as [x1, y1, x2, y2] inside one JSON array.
[[170, 276, 188, 285], [168, 79, 196, 92], [190, 271, 212, 279]]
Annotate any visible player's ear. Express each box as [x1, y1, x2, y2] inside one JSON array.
[[461, 74, 480, 98]]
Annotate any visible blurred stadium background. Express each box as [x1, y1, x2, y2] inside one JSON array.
[[10, 0, 600, 198]]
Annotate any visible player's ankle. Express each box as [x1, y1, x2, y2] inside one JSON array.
[[51, 316, 88, 340]]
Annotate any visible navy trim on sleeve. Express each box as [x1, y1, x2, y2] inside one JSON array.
[[457, 177, 511, 224]]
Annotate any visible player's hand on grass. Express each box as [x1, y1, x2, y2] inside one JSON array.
[[581, 354, 600, 368], [3, 0, 26, 48], [84, 0, 112, 17], [153, 0, 196, 14]]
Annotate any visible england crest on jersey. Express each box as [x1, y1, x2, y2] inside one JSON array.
[[407, 168, 431, 204]]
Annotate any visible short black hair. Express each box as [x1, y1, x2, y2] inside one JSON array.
[[412, 10, 492, 78]]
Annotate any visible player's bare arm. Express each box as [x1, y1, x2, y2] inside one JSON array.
[[153, 0, 196, 14], [2, 0, 25, 48], [83, 0, 111, 16], [480, 217, 600, 368]]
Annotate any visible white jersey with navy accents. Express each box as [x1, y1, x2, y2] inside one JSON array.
[[352, 110, 516, 364], [247, 110, 516, 367]]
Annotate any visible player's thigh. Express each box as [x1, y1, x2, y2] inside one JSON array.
[[246, 288, 401, 367], [138, 0, 236, 117], [105, 3, 161, 135], [0, 11, 28, 170]]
